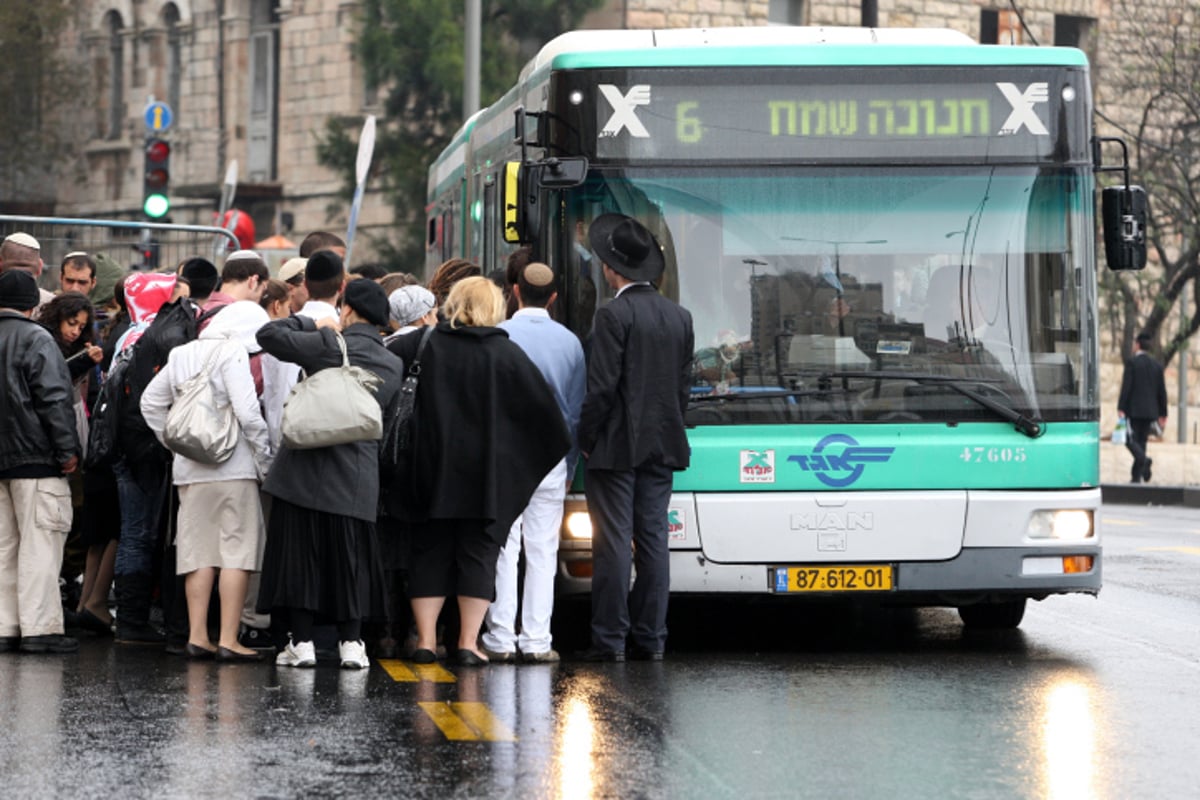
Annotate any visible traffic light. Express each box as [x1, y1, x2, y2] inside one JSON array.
[[143, 137, 171, 219], [133, 239, 160, 270]]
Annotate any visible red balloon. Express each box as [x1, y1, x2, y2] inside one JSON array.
[[217, 210, 256, 251]]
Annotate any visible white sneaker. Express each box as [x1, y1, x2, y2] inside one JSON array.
[[339, 639, 369, 670], [276, 639, 316, 667]]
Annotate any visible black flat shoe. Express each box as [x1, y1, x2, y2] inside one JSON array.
[[185, 643, 216, 660], [455, 649, 489, 666], [411, 648, 437, 664], [78, 609, 114, 636], [216, 646, 264, 663]]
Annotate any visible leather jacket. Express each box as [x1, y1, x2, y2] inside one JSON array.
[[0, 311, 79, 472]]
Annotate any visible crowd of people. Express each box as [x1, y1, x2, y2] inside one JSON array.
[[0, 214, 695, 671]]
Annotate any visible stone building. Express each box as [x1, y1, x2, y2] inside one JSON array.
[[22, 0, 1174, 263], [48, 0, 391, 258]]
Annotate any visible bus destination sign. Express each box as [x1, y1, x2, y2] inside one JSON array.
[[592, 78, 1066, 162]]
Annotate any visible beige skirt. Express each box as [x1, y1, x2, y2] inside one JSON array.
[[176, 480, 265, 574]]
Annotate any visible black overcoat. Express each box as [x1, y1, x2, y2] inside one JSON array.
[[1118, 351, 1168, 421], [387, 322, 570, 543], [257, 318, 404, 522], [578, 285, 694, 471]]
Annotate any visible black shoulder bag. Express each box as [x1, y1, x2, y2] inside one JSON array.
[[379, 325, 435, 482]]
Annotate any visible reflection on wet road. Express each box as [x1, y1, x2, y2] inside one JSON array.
[[1, 505, 1197, 798]]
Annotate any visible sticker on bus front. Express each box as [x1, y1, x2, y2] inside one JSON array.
[[667, 508, 686, 541], [740, 449, 776, 484]]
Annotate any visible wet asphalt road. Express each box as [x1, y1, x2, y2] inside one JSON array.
[[1, 503, 1198, 799]]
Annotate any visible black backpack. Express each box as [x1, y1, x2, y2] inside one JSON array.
[[84, 345, 133, 470], [116, 298, 224, 465]]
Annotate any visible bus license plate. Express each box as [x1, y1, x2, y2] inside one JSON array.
[[773, 565, 894, 593]]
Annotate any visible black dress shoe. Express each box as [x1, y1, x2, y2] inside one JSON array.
[[411, 648, 437, 664], [185, 643, 216, 660], [216, 646, 264, 663], [19, 634, 79, 654], [574, 646, 625, 663], [627, 645, 664, 662], [455, 649, 490, 666]]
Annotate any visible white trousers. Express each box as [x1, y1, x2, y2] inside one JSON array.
[[0, 478, 72, 637], [483, 459, 568, 654]]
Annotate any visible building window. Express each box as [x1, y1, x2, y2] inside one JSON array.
[[164, 3, 182, 115], [861, 0, 878, 28], [105, 11, 124, 140], [980, 9, 1023, 45], [1055, 15, 1096, 55], [247, 0, 279, 183], [768, 0, 804, 25]]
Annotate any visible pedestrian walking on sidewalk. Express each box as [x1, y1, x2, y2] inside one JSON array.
[[1118, 331, 1168, 484]]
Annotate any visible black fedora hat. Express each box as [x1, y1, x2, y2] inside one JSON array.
[[588, 213, 665, 283]]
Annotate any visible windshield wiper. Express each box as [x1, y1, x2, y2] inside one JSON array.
[[810, 370, 1045, 439], [687, 387, 845, 404]]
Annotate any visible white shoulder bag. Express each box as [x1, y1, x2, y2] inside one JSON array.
[[163, 344, 239, 464], [281, 331, 383, 449]]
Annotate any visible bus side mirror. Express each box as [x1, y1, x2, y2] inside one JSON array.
[[537, 157, 588, 188], [1102, 185, 1147, 271]]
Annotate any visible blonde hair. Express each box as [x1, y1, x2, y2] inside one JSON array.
[[443, 276, 506, 328]]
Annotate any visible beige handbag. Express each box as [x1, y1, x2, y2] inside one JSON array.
[[281, 331, 383, 449], [163, 344, 239, 464]]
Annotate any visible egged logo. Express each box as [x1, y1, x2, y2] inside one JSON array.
[[787, 434, 894, 488]]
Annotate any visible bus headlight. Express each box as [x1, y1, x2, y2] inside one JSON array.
[[1027, 509, 1094, 540], [564, 511, 593, 540]]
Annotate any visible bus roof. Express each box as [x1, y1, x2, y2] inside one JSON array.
[[520, 27, 1087, 80], [427, 108, 486, 197]]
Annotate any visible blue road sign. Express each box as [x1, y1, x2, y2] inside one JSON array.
[[144, 101, 174, 133]]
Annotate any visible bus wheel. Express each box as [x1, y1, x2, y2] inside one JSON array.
[[957, 598, 1026, 629]]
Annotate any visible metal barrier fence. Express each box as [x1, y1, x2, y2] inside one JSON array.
[[0, 214, 240, 294]]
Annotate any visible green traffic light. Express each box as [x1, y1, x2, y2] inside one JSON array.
[[144, 193, 170, 218]]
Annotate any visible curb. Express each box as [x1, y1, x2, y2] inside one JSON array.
[[1100, 483, 1200, 506]]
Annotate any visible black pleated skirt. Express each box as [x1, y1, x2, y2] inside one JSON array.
[[257, 497, 387, 623]]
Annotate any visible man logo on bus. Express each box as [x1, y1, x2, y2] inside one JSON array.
[[996, 82, 1049, 136], [740, 449, 775, 484], [787, 434, 895, 488], [599, 84, 652, 138]]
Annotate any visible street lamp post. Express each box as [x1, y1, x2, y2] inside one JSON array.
[[464, 0, 481, 119]]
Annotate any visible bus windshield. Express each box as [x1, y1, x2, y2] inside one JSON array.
[[563, 165, 1097, 426]]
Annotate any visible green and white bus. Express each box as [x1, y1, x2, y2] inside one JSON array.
[[425, 26, 1145, 628]]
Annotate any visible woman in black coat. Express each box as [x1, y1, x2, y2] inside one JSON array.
[[386, 276, 569, 665], [256, 279, 404, 670]]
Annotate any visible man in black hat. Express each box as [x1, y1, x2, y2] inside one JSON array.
[[577, 214, 694, 662], [0, 271, 81, 654]]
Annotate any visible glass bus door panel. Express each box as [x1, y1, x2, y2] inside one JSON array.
[[694, 491, 966, 563]]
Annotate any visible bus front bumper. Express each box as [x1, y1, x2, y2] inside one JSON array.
[[557, 545, 1101, 603]]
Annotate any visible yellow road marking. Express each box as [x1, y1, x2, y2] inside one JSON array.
[[1101, 518, 1145, 527], [453, 701, 518, 741], [1140, 546, 1200, 556], [418, 701, 518, 742], [378, 659, 457, 684]]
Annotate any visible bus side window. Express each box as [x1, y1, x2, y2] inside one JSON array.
[[483, 176, 497, 271]]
